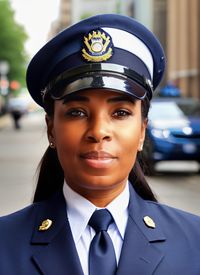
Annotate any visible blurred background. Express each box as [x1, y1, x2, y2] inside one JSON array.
[[0, 0, 200, 216]]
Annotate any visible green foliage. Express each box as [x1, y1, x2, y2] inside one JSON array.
[[0, 0, 28, 85]]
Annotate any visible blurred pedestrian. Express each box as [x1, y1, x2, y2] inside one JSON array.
[[0, 14, 200, 275], [7, 95, 28, 129]]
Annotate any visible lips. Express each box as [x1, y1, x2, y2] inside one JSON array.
[[80, 151, 116, 159], [80, 151, 117, 169]]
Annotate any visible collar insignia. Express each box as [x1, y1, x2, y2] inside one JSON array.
[[143, 216, 156, 229], [82, 29, 113, 62], [38, 219, 53, 231]]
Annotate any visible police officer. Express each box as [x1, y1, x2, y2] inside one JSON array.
[[0, 14, 200, 275]]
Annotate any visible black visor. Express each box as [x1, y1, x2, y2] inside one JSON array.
[[42, 63, 153, 101]]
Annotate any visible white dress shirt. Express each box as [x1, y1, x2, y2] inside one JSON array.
[[63, 181, 130, 275]]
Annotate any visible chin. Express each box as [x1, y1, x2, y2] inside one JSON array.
[[80, 174, 127, 190]]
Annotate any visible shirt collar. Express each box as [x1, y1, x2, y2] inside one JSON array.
[[63, 182, 96, 244], [63, 181, 130, 243], [106, 183, 129, 239]]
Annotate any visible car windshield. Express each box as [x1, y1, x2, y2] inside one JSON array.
[[149, 101, 185, 120], [149, 100, 200, 120], [177, 101, 200, 117]]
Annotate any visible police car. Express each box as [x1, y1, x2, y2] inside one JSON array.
[[143, 97, 200, 174]]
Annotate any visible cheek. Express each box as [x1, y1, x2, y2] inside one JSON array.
[[117, 120, 143, 166], [119, 120, 142, 149], [53, 108, 82, 145], [55, 125, 80, 145], [52, 119, 82, 166]]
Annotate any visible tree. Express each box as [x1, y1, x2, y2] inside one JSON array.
[[0, 0, 28, 86]]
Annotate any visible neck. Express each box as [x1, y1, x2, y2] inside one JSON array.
[[83, 187, 126, 207], [66, 180, 127, 207]]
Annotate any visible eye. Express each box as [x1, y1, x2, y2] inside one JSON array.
[[65, 108, 87, 118], [112, 109, 132, 119]]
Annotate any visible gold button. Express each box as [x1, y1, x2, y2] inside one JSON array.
[[143, 216, 156, 229], [39, 219, 52, 231]]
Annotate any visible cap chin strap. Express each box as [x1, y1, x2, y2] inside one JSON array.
[[42, 63, 153, 101]]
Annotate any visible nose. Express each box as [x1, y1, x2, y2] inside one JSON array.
[[85, 115, 112, 143]]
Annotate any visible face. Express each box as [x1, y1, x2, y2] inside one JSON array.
[[47, 89, 147, 206]]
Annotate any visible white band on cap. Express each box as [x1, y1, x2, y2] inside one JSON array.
[[103, 27, 154, 79]]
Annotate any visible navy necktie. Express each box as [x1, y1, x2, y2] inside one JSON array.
[[88, 209, 117, 275]]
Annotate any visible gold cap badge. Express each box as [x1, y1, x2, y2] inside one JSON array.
[[39, 219, 53, 231], [82, 29, 113, 62], [143, 216, 156, 229]]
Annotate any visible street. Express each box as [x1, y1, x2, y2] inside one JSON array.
[[0, 111, 47, 215], [0, 111, 200, 216]]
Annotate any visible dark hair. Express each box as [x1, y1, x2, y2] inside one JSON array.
[[33, 90, 157, 202]]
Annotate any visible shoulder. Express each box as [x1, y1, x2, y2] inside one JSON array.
[[146, 199, 200, 236], [0, 191, 66, 240], [130, 184, 200, 243], [148, 199, 200, 221], [130, 184, 200, 230], [0, 202, 42, 236], [0, 202, 42, 261], [0, 191, 67, 268]]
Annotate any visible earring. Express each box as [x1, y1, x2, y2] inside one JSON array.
[[138, 143, 143, 152], [49, 142, 55, 149]]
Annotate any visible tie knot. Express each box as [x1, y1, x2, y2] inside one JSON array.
[[89, 209, 114, 233]]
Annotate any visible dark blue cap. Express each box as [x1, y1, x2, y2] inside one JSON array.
[[26, 14, 166, 107]]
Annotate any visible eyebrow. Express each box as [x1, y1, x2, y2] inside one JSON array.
[[62, 93, 136, 104], [107, 95, 137, 104], [62, 94, 89, 104]]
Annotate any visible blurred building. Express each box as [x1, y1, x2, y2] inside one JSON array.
[[48, 0, 133, 38], [167, 0, 200, 99], [48, 0, 200, 99], [48, 0, 71, 38], [133, 0, 200, 99]]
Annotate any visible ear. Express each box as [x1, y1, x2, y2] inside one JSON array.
[[138, 118, 148, 152], [45, 115, 55, 145]]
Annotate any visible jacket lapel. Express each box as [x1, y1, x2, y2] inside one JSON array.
[[31, 192, 84, 275], [117, 185, 166, 275]]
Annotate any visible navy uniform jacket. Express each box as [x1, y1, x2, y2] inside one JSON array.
[[0, 185, 200, 275]]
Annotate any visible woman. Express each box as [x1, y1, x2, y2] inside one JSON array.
[[0, 14, 200, 275]]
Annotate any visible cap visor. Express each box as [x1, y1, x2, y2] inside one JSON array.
[[50, 72, 147, 100]]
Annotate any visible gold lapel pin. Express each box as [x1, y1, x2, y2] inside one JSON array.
[[143, 216, 156, 229], [39, 219, 53, 231]]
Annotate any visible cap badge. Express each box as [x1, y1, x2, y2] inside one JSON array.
[[38, 219, 53, 231], [143, 216, 156, 229], [82, 30, 113, 62]]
